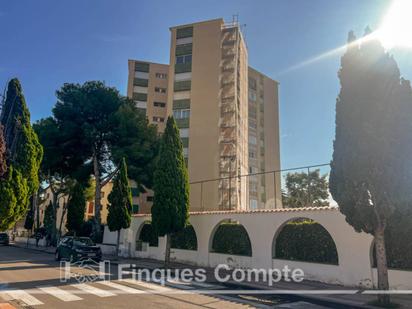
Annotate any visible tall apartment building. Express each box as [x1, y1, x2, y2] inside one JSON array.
[[127, 18, 281, 212], [248, 68, 282, 209]]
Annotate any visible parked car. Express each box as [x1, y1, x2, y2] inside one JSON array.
[[0, 233, 9, 245], [55, 236, 102, 262]]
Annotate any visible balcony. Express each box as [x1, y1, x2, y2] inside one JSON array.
[[135, 62, 150, 73], [175, 118, 190, 128], [133, 78, 148, 87], [176, 44, 193, 56], [173, 99, 191, 109], [174, 80, 191, 92], [175, 62, 192, 74]]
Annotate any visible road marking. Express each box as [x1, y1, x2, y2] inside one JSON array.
[[38, 286, 82, 302], [72, 283, 116, 297], [5, 290, 43, 306], [97, 281, 145, 294], [190, 281, 225, 289], [166, 279, 194, 290], [120, 279, 174, 293]]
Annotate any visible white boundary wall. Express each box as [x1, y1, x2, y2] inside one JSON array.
[[103, 207, 412, 289]]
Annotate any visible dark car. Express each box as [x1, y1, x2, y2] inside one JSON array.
[[0, 233, 9, 245], [55, 236, 102, 262]]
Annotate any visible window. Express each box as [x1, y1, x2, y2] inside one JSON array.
[[176, 54, 192, 64], [249, 151, 256, 158], [155, 73, 167, 79], [173, 109, 190, 119], [146, 196, 154, 202], [249, 90, 257, 101], [101, 191, 105, 198], [153, 101, 166, 108], [250, 199, 258, 210], [155, 87, 166, 94], [152, 117, 165, 123], [249, 136, 257, 145]]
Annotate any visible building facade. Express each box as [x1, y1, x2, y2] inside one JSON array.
[[127, 18, 281, 212], [248, 68, 282, 209]]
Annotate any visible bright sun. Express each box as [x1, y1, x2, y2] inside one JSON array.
[[376, 0, 412, 49]]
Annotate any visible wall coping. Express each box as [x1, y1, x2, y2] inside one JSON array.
[[132, 206, 339, 217]]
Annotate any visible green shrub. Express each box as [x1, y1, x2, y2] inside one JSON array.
[[139, 222, 158, 247], [274, 219, 339, 265], [171, 224, 197, 250], [211, 222, 252, 256]]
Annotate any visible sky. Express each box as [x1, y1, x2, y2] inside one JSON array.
[[1, 0, 411, 171]]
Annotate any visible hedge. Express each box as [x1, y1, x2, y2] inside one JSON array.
[[273, 219, 339, 265], [139, 222, 158, 247], [211, 222, 252, 256], [171, 224, 197, 250]]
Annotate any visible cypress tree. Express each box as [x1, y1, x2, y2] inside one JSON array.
[[66, 183, 86, 235], [0, 79, 43, 227], [44, 201, 55, 241], [107, 158, 132, 256], [151, 117, 189, 266], [0, 125, 6, 178], [330, 30, 412, 306], [24, 202, 35, 234], [0, 166, 29, 230]]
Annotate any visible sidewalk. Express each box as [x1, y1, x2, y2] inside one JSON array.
[[11, 242, 55, 254], [104, 255, 412, 309]]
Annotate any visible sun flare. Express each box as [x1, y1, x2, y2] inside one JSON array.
[[375, 0, 412, 49]]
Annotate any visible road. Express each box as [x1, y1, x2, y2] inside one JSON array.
[[0, 246, 330, 309]]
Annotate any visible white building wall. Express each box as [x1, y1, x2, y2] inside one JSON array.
[[103, 207, 412, 289]]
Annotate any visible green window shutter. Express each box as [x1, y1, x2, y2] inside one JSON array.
[[133, 78, 149, 87], [176, 44, 192, 56], [176, 118, 190, 128], [181, 137, 189, 148], [173, 99, 191, 109], [175, 63, 192, 74], [174, 80, 191, 92], [135, 62, 150, 72], [132, 204, 139, 214], [133, 93, 147, 101], [176, 26, 193, 39]]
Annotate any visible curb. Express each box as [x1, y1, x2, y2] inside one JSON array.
[[225, 280, 379, 309]]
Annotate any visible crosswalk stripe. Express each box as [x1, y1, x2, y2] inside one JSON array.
[[166, 279, 194, 290], [6, 290, 43, 306], [39, 286, 82, 302], [72, 283, 116, 297], [120, 279, 173, 293], [190, 281, 224, 289], [97, 281, 145, 294]]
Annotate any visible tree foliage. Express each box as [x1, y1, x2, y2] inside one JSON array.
[[151, 117, 189, 236], [43, 201, 54, 237], [0, 79, 43, 228], [66, 183, 86, 235], [329, 30, 412, 304], [107, 158, 132, 232], [0, 166, 29, 230], [0, 125, 6, 177], [282, 169, 329, 208], [44, 81, 158, 236], [24, 201, 35, 232]]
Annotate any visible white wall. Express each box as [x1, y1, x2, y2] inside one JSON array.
[[102, 208, 412, 289]]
